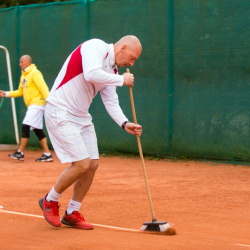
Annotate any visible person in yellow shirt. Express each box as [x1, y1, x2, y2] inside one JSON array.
[[0, 55, 53, 162]]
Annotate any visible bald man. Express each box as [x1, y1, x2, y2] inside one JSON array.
[[39, 36, 142, 230], [0, 55, 53, 162]]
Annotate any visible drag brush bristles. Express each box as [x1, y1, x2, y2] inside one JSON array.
[[139, 222, 176, 235]]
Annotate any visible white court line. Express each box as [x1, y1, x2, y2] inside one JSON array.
[[0, 209, 44, 218], [0, 209, 138, 232], [2, 209, 249, 247], [235, 244, 250, 248]]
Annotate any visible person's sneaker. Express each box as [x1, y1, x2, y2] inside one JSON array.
[[35, 154, 53, 162], [61, 211, 93, 230], [8, 151, 24, 161], [39, 194, 61, 227]]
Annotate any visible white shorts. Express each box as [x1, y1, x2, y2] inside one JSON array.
[[23, 105, 45, 130], [45, 103, 99, 163]]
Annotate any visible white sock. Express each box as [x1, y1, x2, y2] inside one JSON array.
[[44, 152, 51, 156], [17, 150, 24, 155], [66, 199, 81, 215], [46, 187, 61, 202]]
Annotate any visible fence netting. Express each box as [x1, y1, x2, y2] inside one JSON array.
[[0, 0, 249, 162]]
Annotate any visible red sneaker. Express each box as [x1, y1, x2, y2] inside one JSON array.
[[39, 194, 61, 227], [61, 211, 93, 230]]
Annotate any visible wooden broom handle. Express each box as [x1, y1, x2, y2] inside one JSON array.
[[126, 68, 156, 220]]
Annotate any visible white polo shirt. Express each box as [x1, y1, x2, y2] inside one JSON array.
[[47, 39, 128, 126]]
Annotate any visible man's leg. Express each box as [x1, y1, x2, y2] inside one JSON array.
[[39, 137, 50, 153], [19, 137, 29, 152], [41, 104, 98, 228], [53, 158, 93, 194], [33, 129, 53, 162], [39, 158, 92, 227], [60, 159, 99, 230], [71, 159, 99, 202], [48, 159, 99, 202], [8, 124, 30, 161]]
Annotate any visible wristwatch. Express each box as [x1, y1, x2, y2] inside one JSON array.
[[121, 121, 129, 130]]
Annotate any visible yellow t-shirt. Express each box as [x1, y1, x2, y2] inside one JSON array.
[[8, 64, 49, 107]]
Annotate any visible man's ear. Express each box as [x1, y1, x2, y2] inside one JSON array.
[[121, 45, 127, 53]]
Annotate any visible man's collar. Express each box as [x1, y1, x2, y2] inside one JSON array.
[[108, 43, 116, 67], [24, 65, 30, 72]]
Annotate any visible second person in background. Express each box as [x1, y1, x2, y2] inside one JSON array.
[[0, 55, 53, 162]]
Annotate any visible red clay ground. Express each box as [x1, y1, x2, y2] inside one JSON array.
[[0, 150, 249, 250]]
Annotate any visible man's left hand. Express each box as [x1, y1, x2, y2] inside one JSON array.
[[125, 122, 142, 136]]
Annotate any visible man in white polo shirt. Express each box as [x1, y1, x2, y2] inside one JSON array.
[[39, 35, 142, 230]]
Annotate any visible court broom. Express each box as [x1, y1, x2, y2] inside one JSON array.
[[127, 69, 176, 235]]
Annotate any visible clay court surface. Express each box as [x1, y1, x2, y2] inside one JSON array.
[[0, 150, 249, 250]]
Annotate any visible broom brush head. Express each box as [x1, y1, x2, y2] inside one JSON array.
[[139, 219, 176, 235]]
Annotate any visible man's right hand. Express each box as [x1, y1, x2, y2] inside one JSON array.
[[123, 73, 134, 87], [0, 90, 6, 97]]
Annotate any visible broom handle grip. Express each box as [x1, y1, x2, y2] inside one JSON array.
[[127, 68, 156, 221]]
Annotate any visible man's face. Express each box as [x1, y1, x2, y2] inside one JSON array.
[[116, 45, 141, 68], [19, 57, 30, 70]]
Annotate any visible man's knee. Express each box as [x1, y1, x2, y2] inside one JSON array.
[[73, 158, 91, 175], [33, 129, 46, 140], [90, 159, 99, 172], [22, 124, 30, 138], [72, 159, 98, 175]]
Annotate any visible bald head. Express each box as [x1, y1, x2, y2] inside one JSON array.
[[115, 35, 142, 52], [114, 35, 142, 68], [19, 55, 32, 70]]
